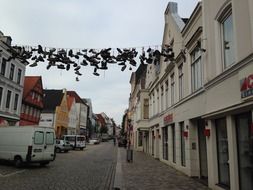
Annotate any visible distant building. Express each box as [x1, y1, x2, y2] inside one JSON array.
[[67, 95, 77, 135], [39, 89, 68, 138], [20, 76, 43, 126], [67, 91, 88, 136], [0, 31, 26, 126]]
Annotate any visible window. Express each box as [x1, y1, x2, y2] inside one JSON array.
[[161, 85, 164, 111], [171, 124, 176, 163], [178, 65, 183, 100], [34, 131, 44, 144], [9, 64, 15, 80], [46, 132, 54, 145], [152, 93, 155, 116], [6, 90, 11, 109], [222, 13, 235, 68], [17, 69, 22, 84], [170, 74, 175, 105], [162, 126, 168, 160], [1, 58, 6, 76], [14, 94, 19, 111], [216, 118, 230, 187], [191, 47, 202, 92], [156, 88, 159, 114], [180, 122, 186, 166], [0, 87, 3, 107], [143, 99, 149, 119], [165, 80, 168, 108]]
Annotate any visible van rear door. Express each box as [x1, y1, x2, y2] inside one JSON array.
[[44, 131, 55, 161], [32, 130, 45, 161]]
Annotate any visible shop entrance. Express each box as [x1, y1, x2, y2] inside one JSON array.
[[197, 119, 208, 184]]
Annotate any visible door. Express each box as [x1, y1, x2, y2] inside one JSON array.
[[44, 130, 55, 161], [198, 119, 208, 182], [33, 130, 45, 161], [155, 129, 160, 158], [236, 112, 253, 190]]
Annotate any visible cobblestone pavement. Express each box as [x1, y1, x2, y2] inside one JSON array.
[[0, 142, 117, 190], [119, 148, 210, 190]]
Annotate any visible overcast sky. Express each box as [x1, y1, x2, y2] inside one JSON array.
[[0, 0, 198, 125]]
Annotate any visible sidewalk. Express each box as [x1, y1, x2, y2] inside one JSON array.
[[114, 147, 209, 190]]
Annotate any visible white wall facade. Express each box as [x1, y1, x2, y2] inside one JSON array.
[[68, 99, 77, 135]]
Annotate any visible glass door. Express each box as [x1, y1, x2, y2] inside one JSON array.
[[236, 112, 253, 190]]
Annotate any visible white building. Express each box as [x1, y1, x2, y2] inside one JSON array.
[[0, 31, 26, 126], [129, 1, 253, 190]]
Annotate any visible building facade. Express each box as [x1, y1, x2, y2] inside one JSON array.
[[0, 31, 26, 126], [20, 76, 43, 126], [128, 1, 253, 190], [67, 95, 77, 135]]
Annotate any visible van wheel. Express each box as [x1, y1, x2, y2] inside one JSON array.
[[80, 147, 84, 150], [14, 156, 23, 168], [55, 148, 61, 153]]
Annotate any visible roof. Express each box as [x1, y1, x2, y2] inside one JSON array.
[[23, 76, 42, 98], [67, 96, 75, 111], [42, 89, 64, 112], [67, 91, 86, 104], [96, 114, 106, 126]]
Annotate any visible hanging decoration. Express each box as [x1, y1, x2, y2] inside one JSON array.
[[5, 44, 175, 81]]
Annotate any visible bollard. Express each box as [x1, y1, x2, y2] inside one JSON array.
[[126, 149, 133, 162]]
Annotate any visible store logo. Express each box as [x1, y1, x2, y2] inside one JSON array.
[[163, 114, 173, 125], [240, 74, 253, 98]]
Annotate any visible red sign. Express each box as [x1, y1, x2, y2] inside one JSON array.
[[240, 74, 253, 98], [163, 114, 173, 125]]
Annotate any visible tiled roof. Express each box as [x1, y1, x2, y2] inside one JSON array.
[[23, 76, 42, 98], [67, 91, 86, 104], [42, 89, 64, 112]]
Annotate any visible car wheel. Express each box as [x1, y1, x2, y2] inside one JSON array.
[[14, 156, 23, 168], [40, 161, 49, 166], [80, 147, 84, 150], [55, 148, 61, 153]]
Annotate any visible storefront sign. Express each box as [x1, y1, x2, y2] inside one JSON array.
[[240, 74, 253, 99], [163, 114, 173, 125]]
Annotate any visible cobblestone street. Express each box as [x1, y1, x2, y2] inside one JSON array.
[[118, 148, 210, 190], [0, 142, 117, 190]]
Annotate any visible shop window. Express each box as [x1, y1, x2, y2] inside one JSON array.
[[216, 118, 230, 187], [138, 131, 143, 146], [180, 122, 186, 166], [162, 126, 168, 160], [235, 112, 253, 190], [171, 124, 176, 163]]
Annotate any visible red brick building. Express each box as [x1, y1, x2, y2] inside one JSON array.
[[20, 76, 43, 126]]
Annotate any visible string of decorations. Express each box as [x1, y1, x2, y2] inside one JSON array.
[[4, 44, 175, 81]]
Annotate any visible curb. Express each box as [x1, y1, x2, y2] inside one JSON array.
[[113, 148, 125, 190]]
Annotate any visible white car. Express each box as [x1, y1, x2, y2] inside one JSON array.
[[88, 138, 100, 145]]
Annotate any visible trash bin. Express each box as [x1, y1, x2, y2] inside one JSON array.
[[126, 149, 133, 162]]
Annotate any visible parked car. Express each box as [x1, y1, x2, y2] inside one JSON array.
[[88, 138, 100, 145], [55, 140, 72, 153]]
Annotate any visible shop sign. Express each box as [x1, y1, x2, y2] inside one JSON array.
[[163, 114, 173, 125], [240, 74, 253, 99]]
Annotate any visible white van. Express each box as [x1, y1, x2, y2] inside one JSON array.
[[0, 126, 56, 167], [63, 135, 86, 150]]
